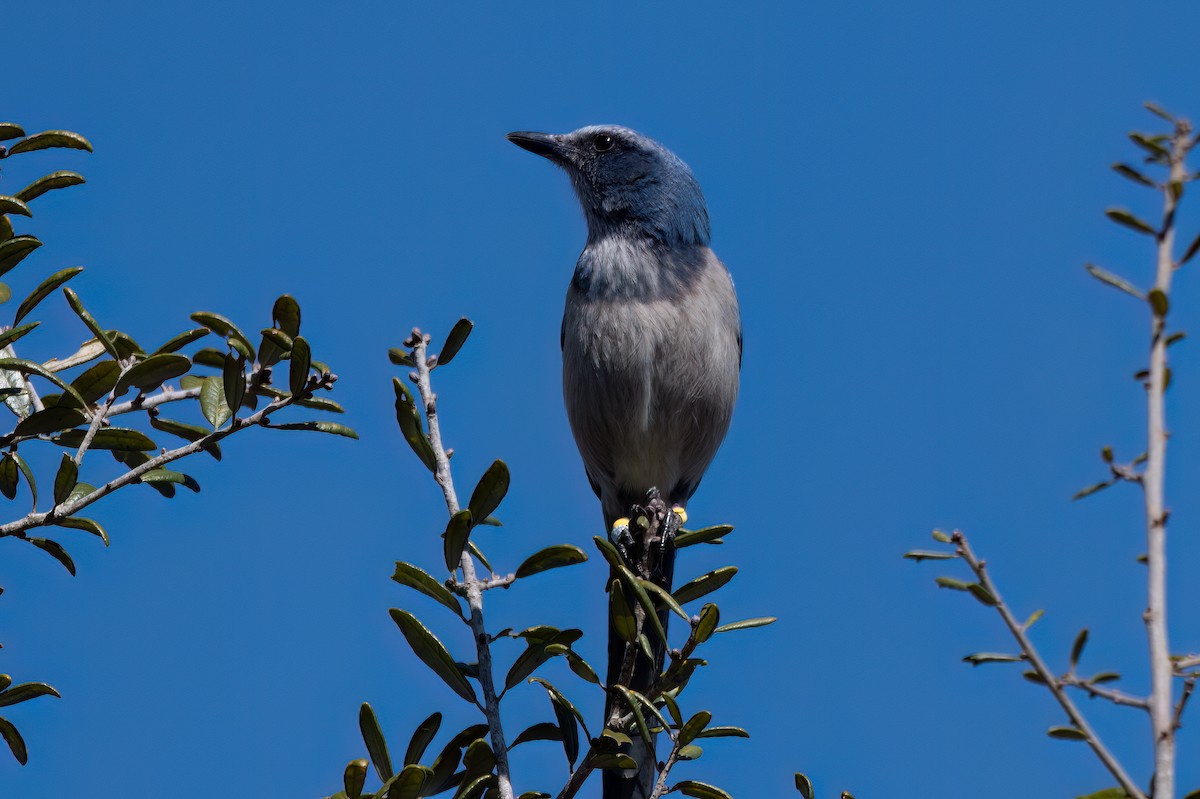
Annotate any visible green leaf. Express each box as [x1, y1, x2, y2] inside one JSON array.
[[139, 469, 200, 493], [678, 744, 703, 760], [1148, 288, 1169, 317], [27, 538, 75, 574], [0, 216, 12, 243], [392, 377, 436, 471], [461, 738, 496, 779], [295, 396, 344, 413], [443, 509, 473, 572], [116, 353, 191, 395], [616, 565, 667, 646], [14, 407, 87, 436], [52, 427, 156, 452], [511, 722, 561, 747], [678, 711, 711, 746], [0, 682, 60, 708], [675, 524, 733, 548], [289, 335, 312, 396], [7, 130, 93, 155], [903, 550, 956, 562], [795, 774, 815, 799], [529, 677, 589, 743], [389, 609, 477, 703], [1084, 263, 1144, 300], [0, 717, 27, 765], [52, 454, 77, 506], [0, 196, 31, 217], [713, 616, 776, 634], [1070, 628, 1089, 670], [612, 685, 654, 748], [1047, 726, 1088, 741], [269, 421, 359, 439], [0, 321, 39, 350], [694, 603, 720, 644], [1105, 207, 1157, 236], [967, 583, 997, 606], [257, 327, 293, 368], [1073, 480, 1115, 501], [673, 566, 737, 605], [358, 702, 393, 783], [404, 711, 442, 767], [437, 318, 473, 366], [13, 263, 81, 321], [0, 235, 41, 277], [1182, 231, 1200, 265], [931, 529, 952, 543], [1091, 671, 1121, 684], [192, 348, 226, 368], [696, 725, 749, 739], [565, 650, 599, 684], [149, 417, 221, 460], [0, 453, 17, 499], [591, 535, 624, 570], [516, 544, 587, 578], [934, 576, 972, 591], [189, 312, 255, 359], [590, 753, 636, 770], [273, 294, 301, 337], [152, 327, 209, 355], [392, 561, 463, 618], [1111, 163, 1156, 187], [343, 758, 368, 799], [962, 653, 1023, 666], [222, 353, 246, 412], [0, 124, 25, 141], [453, 774, 494, 799], [62, 287, 119, 360], [673, 780, 733, 799], [53, 516, 108, 545], [467, 540, 492, 572], [13, 452, 36, 508], [200, 377, 231, 429], [65, 481, 95, 504], [467, 460, 509, 525], [638, 577, 689, 621], [610, 578, 637, 643], [504, 629, 581, 690], [547, 690, 578, 767], [388, 348, 415, 367], [382, 763, 432, 799], [1129, 132, 1169, 158], [15, 171, 85, 203]]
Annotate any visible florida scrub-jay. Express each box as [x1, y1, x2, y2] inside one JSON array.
[[507, 125, 741, 799]]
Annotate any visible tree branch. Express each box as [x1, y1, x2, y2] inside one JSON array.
[[0, 395, 289, 539], [953, 531, 1147, 799], [1141, 120, 1192, 799], [408, 328, 514, 799], [1060, 675, 1150, 710]]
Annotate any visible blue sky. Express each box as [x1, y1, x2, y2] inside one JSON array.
[[4, 1, 1200, 797]]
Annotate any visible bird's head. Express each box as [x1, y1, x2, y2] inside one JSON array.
[[507, 125, 710, 247]]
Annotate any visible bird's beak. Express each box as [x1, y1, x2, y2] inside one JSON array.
[[506, 131, 570, 165]]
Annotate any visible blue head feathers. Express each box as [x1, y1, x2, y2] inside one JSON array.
[[507, 125, 710, 247]]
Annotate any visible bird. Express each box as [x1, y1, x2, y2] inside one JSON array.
[[507, 125, 741, 799]]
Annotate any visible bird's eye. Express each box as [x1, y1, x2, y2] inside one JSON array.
[[592, 133, 616, 153]]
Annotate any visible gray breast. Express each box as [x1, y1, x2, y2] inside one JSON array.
[[561, 240, 741, 522]]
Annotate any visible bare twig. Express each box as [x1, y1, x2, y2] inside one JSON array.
[[1141, 120, 1193, 799], [1174, 654, 1200, 673], [954, 531, 1147, 799], [648, 740, 682, 799], [409, 328, 514, 799], [1060, 674, 1150, 710]]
